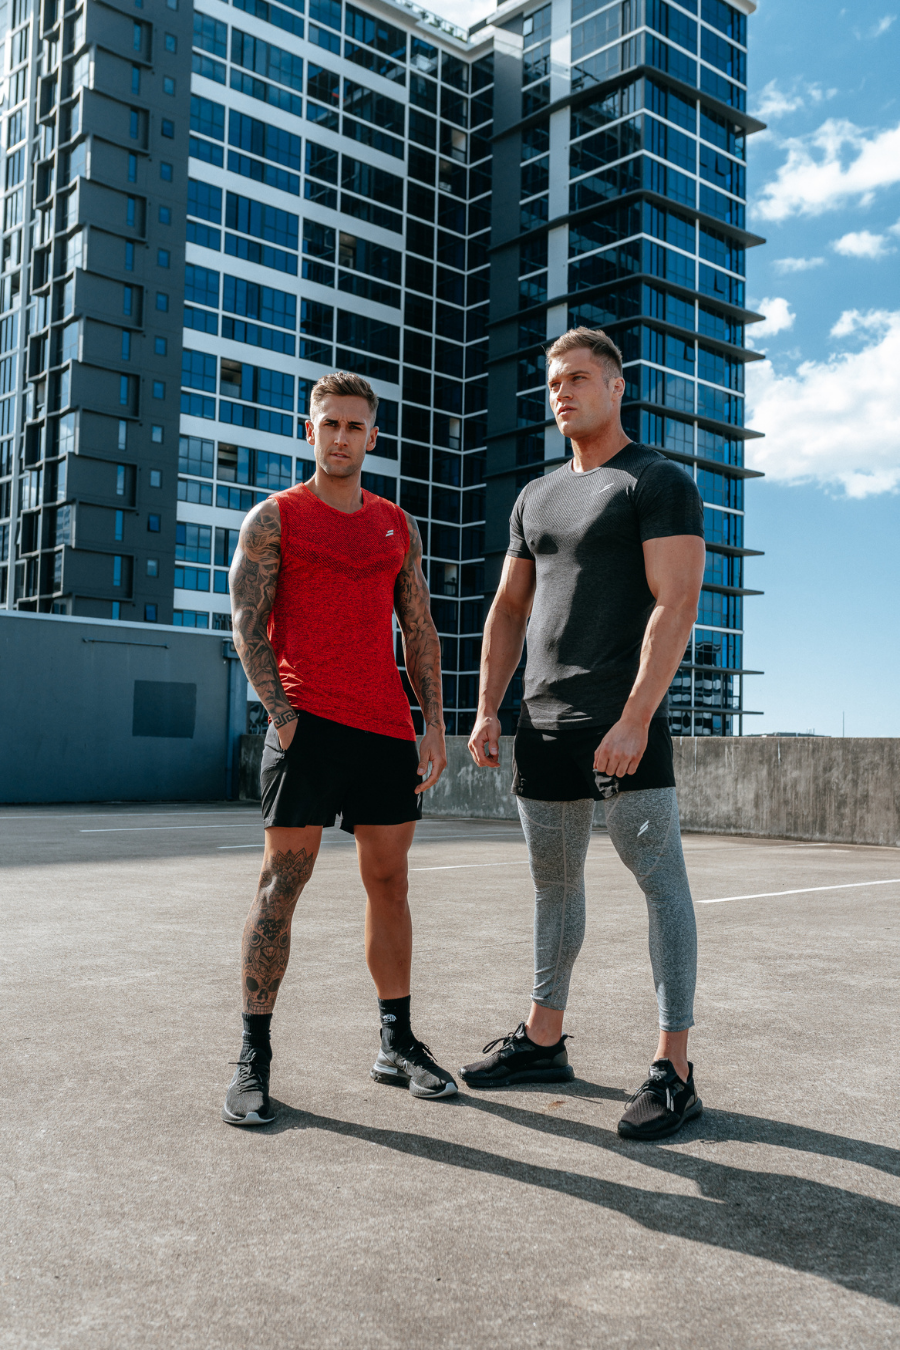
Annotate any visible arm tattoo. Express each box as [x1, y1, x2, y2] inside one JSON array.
[[229, 497, 294, 721], [394, 512, 444, 731], [241, 848, 316, 1012]]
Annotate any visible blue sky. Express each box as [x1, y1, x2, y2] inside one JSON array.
[[430, 0, 900, 736]]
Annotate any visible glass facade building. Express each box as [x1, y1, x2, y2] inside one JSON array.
[[0, 0, 761, 736]]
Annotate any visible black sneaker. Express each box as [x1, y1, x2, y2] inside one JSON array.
[[459, 1022, 575, 1088], [222, 1044, 277, 1126], [617, 1059, 702, 1140], [371, 1035, 458, 1099]]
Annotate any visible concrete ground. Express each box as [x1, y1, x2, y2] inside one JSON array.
[[2, 805, 899, 1350]]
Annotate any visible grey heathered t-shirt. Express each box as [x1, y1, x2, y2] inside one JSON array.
[[507, 442, 705, 730]]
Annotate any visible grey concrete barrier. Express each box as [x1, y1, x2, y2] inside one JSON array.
[[240, 733, 899, 846]]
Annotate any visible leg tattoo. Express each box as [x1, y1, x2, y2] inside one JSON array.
[[241, 848, 315, 1012]]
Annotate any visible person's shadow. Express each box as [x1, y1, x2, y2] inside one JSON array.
[[263, 1081, 900, 1307]]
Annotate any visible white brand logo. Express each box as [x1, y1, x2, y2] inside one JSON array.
[[382, 1013, 396, 1022], [385, 530, 394, 536], [638, 820, 649, 836]]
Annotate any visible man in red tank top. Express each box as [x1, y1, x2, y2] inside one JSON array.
[[221, 372, 456, 1125]]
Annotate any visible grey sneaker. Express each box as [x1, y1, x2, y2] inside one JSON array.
[[371, 1036, 458, 1099], [222, 1045, 277, 1126]]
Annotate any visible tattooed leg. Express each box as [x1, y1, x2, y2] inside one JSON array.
[[241, 826, 321, 1013]]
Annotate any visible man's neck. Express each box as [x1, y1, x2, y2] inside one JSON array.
[[307, 469, 365, 514], [569, 424, 632, 474]]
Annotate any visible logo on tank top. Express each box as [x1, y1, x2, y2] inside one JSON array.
[[385, 530, 394, 536]]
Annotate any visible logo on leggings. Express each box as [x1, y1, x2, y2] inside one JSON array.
[[381, 1013, 396, 1022], [638, 820, 650, 836]]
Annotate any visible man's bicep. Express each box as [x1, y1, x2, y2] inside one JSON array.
[[496, 554, 536, 616], [642, 534, 705, 602]]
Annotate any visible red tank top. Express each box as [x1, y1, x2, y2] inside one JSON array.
[[268, 483, 416, 741]]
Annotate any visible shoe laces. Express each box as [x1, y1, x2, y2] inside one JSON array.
[[229, 1047, 270, 1091], [627, 1069, 679, 1114], [480, 1023, 527, 1056], [398, 1036, 440, 1069]]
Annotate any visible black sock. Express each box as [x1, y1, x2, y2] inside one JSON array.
[[378, 995, 411, 1043], [242, 1012, 272, 1051]]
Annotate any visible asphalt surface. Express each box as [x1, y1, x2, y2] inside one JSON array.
[[2, 804, 899, 1349]]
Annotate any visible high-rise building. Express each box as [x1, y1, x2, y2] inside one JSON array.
[[0, 0, 761, 736]]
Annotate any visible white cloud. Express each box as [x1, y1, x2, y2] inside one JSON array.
[[747, 297, 796, 341], [771, 256, 826, 273], [869, 14, 896, 35], [755, 118, 900, 220], [746, 311, 900, 497], [832, 228, 894, 258], [752, 80, 804, 120]]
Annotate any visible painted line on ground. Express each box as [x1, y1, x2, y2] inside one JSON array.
[[411, 860, 531, 872], [81, 824, 261, 833], [5, 810, 260, 821], [699, 878, 900, 904]]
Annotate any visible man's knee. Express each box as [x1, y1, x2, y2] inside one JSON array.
[[257, 847, 317, 912]]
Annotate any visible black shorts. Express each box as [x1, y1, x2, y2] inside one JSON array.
[[512, 718, 676, 802], [260, 709, 423, 834]]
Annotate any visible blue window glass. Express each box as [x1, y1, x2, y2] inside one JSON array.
[[190, 95, 225, 140], [185, 264, 221, 308], [225, 191, 298, 248], [228, 110, 302, 170], [187, 179, 223, 223], [231, 28, 304, 89], [182, 349, 217, 392], [193, 11, 227, 57]]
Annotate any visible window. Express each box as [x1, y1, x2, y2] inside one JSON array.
[[161, 119, 175, 139], [176, 522, 212, 563], [158, 249, 170, 268], [144, 603, 158, 621], [193, 10, 227, 57], [160, 162, 173, 181], [165, 32, 177, 52], [111, 601, 121, 620], [151, 424, 163, 443], [154, 337, 167, 355], [152, 381, 165, 399], [150, 469, 162, 487], [188, 178, 222, 223], [185, 263, 220, 308], [147, 514, 161, 531], [123, 286, 133, 315], [147, 558, 158, 576], [125, 241, 134, 270], [116, 465, 126, 495], [190, 95, 225, 141], [118, 419, 127, 450], [163, 76, 175, 95], [119, 375, 129, 405], [131, 65, 140, 94], [156, 292, 169, 311], [128, 153, 137, 182], [114, 511, 124, 541], [178, 434, 214, 476], [121, 330, 131, 359], [182, 349, 217, 392]]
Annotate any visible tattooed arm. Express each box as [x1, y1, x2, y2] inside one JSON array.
[[395, 512, 447, 793], [229, 497, 298, 749]]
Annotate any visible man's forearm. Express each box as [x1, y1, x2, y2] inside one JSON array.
[[232, 617, 294, 721], [478, 604, 527, 715], [622, 602, 695, 726], [404, 623, 445, 730]]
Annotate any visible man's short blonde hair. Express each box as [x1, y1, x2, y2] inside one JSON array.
[[545, 327, 624, 383], [308, 370, 379, 420]]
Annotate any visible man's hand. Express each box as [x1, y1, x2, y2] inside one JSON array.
[[275, 714, 298, 752], [415, 727, 447, 793], [593, 716, 649, 778], [467, 712, 502, 767]]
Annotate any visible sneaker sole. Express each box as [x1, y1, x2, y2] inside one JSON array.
[[459, 1065, 575, 1089], [370, 1067, 458, 1098], [617, 1096, 703, 1140], [221, 1105, 277, 1126]]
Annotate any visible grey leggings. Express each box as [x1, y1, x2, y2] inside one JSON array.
[[517, 788, 697, 1031]]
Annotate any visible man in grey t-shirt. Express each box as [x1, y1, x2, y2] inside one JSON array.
[[462, 327, 707, 1141]]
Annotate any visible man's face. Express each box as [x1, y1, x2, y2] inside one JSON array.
[[547, 348, 625, 441], [305, 394, 378, 477]]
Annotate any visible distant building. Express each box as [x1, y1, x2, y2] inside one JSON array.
[[0, 0, 762, 735]]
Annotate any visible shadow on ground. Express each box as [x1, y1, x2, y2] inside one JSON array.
[[260, 1083, 900, 1307]]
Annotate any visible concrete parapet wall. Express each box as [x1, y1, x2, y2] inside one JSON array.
[[240, 733, 900, 846], [672, 736, 900, 847]]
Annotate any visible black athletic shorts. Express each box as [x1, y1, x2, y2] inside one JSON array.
[[260, 708, 423, 834], [512, 718, 676, 802]]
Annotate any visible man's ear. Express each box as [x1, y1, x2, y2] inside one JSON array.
[[305, 419, 315, 447], [367, 424, 379, 454]]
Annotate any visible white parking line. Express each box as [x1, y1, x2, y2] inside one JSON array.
[[700, 878, 900, 904], [411, 860, 531, 872], [82, 824, 261, 833]]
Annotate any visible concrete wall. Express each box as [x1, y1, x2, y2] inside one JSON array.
[[1, 611, 246, 803], [240, 733, 900, 846]]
